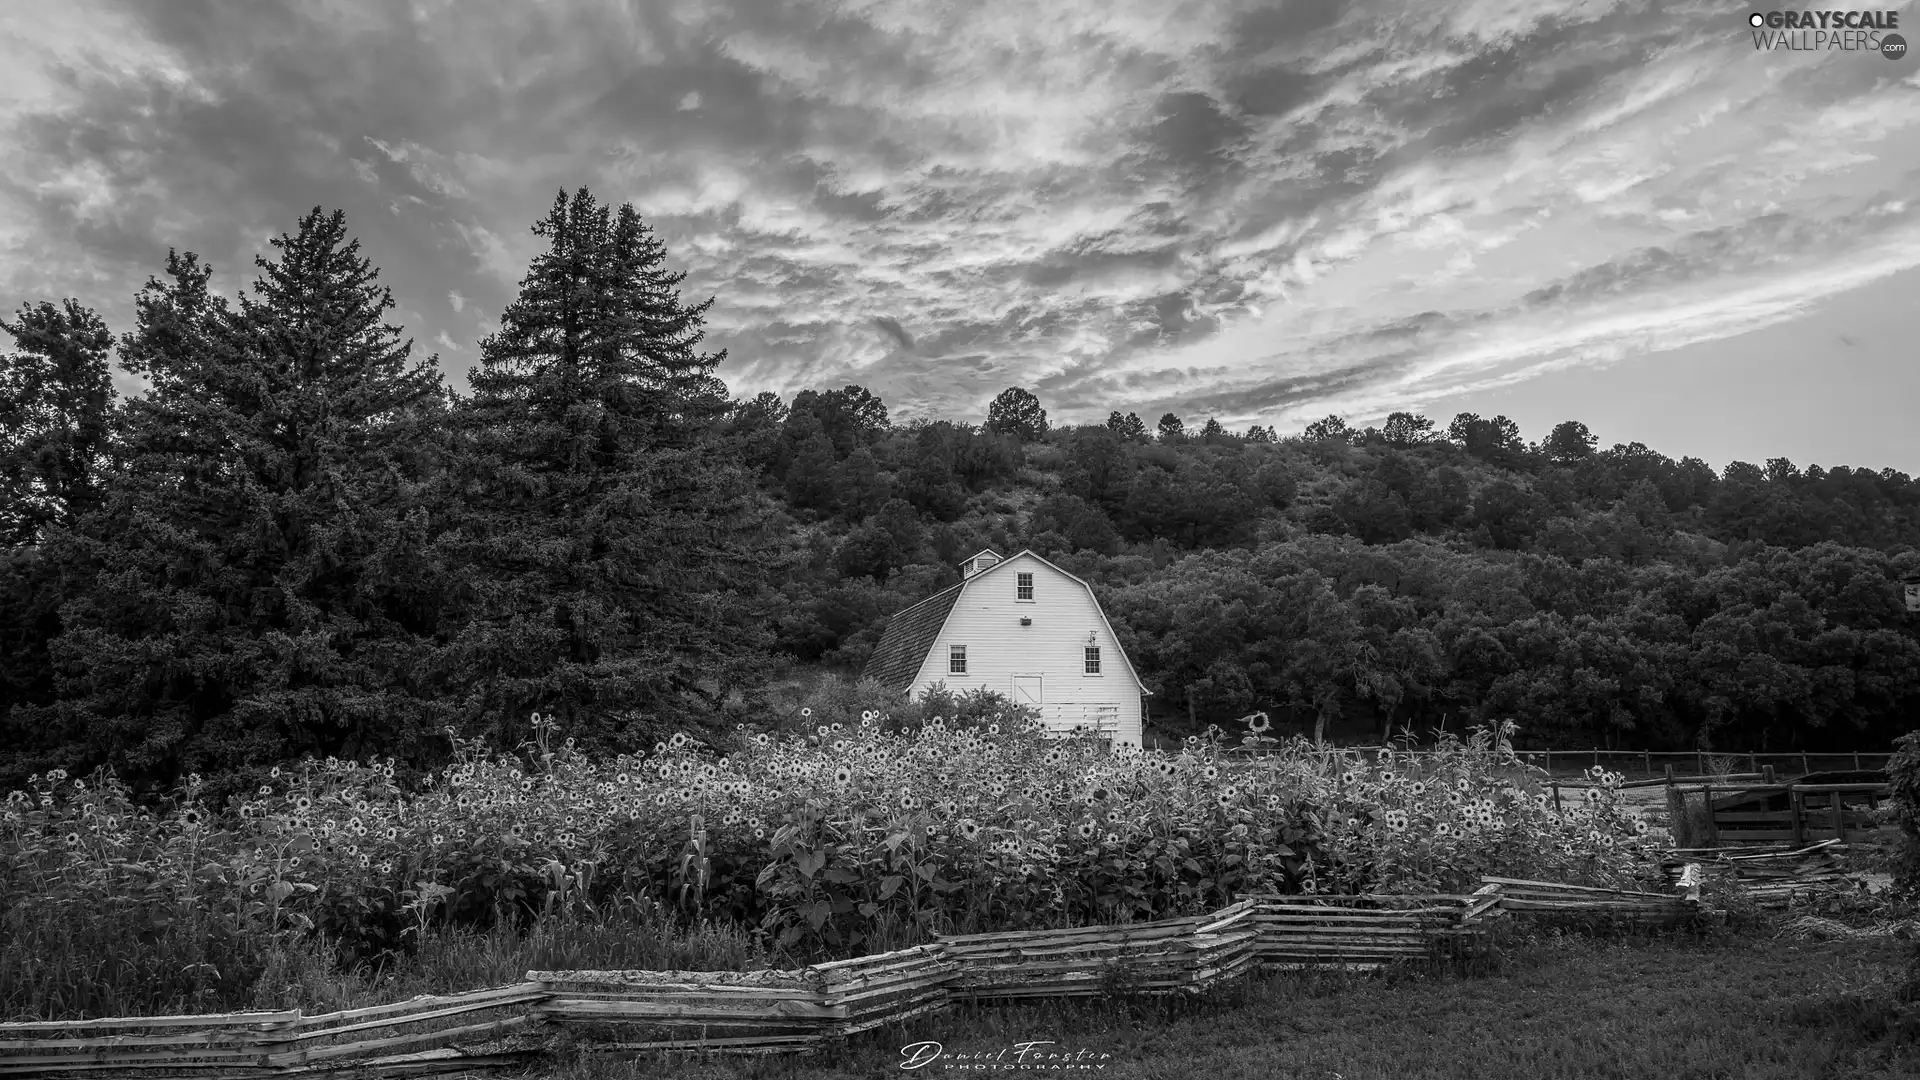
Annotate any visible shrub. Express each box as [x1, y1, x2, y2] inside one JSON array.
[[1888, 731, 1920, 888], [1885, 730, 1920, 1000]]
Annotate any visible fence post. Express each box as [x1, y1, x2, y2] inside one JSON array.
[[1831, 790, 1846, 842], [1551, 779, 1562, 813], [1762, 764, 1775, 785], [1854, 752, 1862, 770], [1664, 767, 1683, 847], [1801, 752, 1810, 775], [1594, 748, 1601, 770], [1643, 751, 1652, 777], [1790, 786, 1805, 846], [1702, 781, 1717, 846], [1748, 752, 1757, 773], [1544, 749, 1552, 775], [1697, 750, 1706, 775]]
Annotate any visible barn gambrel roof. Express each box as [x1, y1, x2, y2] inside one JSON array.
[[861, 580, 965, 693], [861, 549, 1151, 696]]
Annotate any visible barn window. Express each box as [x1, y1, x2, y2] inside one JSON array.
[[949, 645, 967, 674], [1016, 572, 1034, 600], [1084, 646, 1101, 673]]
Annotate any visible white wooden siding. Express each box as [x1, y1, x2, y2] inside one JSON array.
[[908, 552, 1143, 746]]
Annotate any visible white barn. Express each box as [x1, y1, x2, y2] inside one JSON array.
[[862, 549, 1151, 745]]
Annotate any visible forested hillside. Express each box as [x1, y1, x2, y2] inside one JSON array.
[[4, 192, 1917, 804], [735, 390, 1920, 755]]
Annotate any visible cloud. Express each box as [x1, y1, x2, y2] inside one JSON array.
[[0, 0, 1912, 446], [872, 315, 914, 351]]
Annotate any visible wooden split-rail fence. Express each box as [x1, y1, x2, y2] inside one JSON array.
[[0, 875, 1711, 1077]]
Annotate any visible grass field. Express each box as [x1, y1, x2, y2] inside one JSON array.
[[499, 930, 1920, 1080]]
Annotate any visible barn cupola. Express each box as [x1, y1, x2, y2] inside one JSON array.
[[960, 549, 1002, 579]]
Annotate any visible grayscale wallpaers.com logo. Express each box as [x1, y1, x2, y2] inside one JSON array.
[[1749, 10, 1907, 57]]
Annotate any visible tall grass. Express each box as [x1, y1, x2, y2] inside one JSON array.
[[1, 883, 771, 1021]]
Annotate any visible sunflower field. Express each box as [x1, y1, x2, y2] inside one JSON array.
[[1, 710, 1663, 1018]]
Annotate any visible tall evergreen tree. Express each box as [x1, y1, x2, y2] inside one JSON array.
[[28, 212, 450, 797], [0, 299, 117, 545], [437, 187, 786, 752], [0, 300, 118, 785]]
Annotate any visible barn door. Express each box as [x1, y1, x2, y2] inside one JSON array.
[[1011, 674, 1043, 712]]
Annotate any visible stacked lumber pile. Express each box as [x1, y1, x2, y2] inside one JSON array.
[[1481, 876, 1701, 925], [1662, 839, 1852, 908], [935, 899, 1262, 1001], [0, 982, 548, 1077], [1243, 885, 1504, 970]]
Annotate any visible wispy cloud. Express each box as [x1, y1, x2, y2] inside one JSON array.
[[0, 0, 1914, 449]]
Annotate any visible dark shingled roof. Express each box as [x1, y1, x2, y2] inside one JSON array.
[[861, 580, 965, 694]]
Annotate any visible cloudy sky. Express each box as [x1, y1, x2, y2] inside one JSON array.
[[3, 0, 1917, 471]]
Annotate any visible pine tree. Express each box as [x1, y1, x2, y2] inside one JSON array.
[[34, 212, 450, 796], [438, 188, 786, 752], [0, 299, 117, 545], [0, 300, 118, 786]]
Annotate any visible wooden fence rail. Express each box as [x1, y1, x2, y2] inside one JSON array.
[[1225, 746, 1892, 780], [0, 874, 1716, 1077]]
